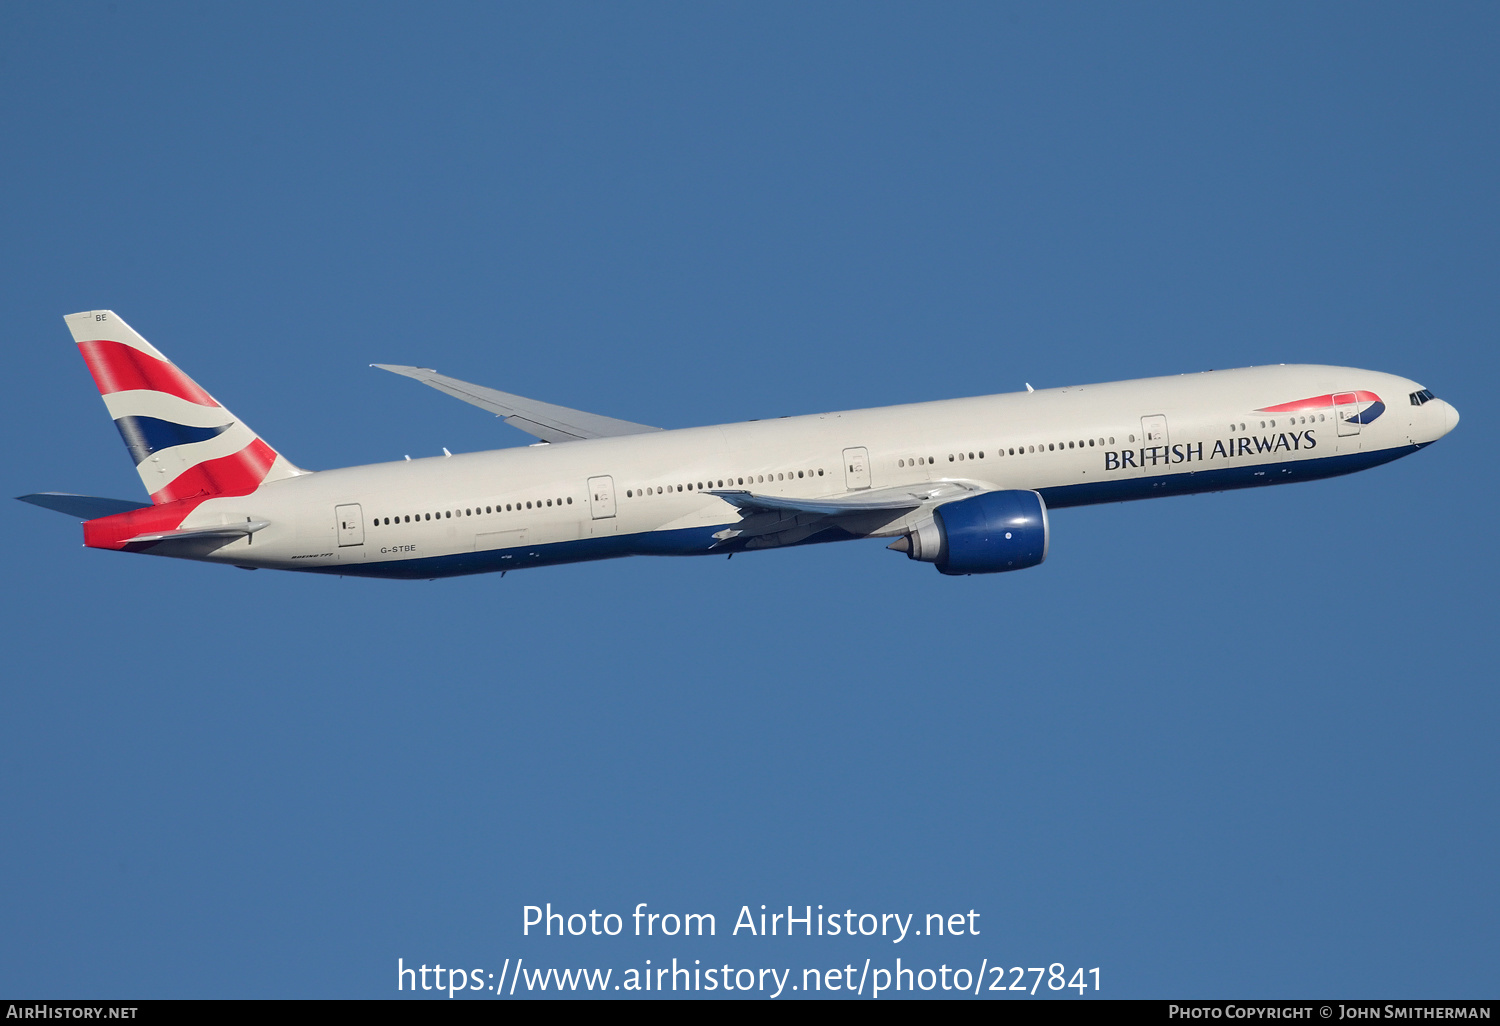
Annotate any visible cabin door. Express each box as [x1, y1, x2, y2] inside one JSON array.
[[843, 447, 871, 490], [1140, 414, 1170, 446], [1334, 393, 1362, 436], [335, 504, 364, 546], [587, 476, 617, 519]]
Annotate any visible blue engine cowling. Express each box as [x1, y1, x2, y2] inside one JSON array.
[[896, 489, 1049, 575]]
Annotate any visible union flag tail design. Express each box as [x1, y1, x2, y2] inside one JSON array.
[[65, 310, 304, 505]]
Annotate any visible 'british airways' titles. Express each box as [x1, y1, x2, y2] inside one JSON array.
[[1105, 429, 1316, 470]]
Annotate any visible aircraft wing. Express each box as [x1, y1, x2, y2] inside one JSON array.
[[373, 364, 661, 444], [707, 481, 980, 549]]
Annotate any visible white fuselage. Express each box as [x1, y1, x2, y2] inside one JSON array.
[[169, 364, 1457, 579]]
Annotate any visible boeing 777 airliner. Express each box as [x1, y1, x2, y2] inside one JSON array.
[[18, 311, 1458, 578]]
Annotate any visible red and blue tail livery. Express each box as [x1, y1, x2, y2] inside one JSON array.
[[65, 311, 302, 508], [16, 310, 1458, 579]]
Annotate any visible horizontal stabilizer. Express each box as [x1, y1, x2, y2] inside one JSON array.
[[124, 520, 269, 545], [373, 364, 660, 443], [17, 492, 152, 519]]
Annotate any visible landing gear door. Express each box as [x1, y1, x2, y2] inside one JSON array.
[[1334, 392, 1361, 436], [335, 503, 364, 546], [587, 476, 616, 519], [843, 447, 871, 490]]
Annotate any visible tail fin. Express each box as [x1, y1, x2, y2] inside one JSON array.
[[64, 310, 305, 504]]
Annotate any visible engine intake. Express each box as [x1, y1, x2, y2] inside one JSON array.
[[889, 489, 1049, 575]]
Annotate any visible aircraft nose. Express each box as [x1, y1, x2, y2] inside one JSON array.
[[1444, 400, 1460, 436]]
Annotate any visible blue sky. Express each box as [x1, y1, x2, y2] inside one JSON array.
[[1, 2, 1495, 999]]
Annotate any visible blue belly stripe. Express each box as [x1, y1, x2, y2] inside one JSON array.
[[1036, 443, 1422, 508]]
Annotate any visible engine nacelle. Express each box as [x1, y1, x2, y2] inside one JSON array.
[[891, 489, 1049, 575]]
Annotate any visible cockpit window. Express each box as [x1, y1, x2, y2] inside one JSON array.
[[1410, 389, 1436, 406]]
